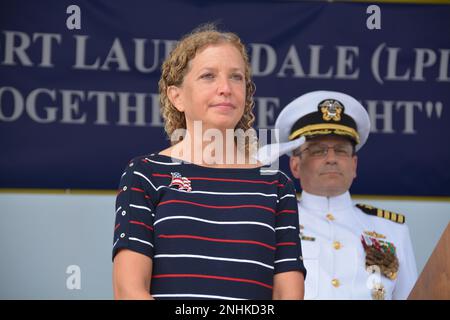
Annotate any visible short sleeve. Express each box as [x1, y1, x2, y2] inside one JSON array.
[[274, 172, 307, 279], [112, 157, 157, 261]]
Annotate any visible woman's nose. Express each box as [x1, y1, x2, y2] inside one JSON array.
[[217, 76, 232, 95]]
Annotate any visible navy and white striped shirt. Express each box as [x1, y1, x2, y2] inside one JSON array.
[[112, 153, 306, 300]]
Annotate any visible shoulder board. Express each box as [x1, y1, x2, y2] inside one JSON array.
[[356, 203, 405, 224]]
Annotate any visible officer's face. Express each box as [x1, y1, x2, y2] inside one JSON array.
[[289, 135, 357, 197]]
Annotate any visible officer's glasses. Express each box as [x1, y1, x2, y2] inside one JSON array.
[[296, 144, 354, 158]]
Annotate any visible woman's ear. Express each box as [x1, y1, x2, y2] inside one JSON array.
[[167, 85, 184, 112]]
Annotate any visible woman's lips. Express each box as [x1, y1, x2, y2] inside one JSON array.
[[211, 102, 235, 107], [210, 102, 236, 111]]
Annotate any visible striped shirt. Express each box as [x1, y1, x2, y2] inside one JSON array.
[[112, 153, 306, 300]]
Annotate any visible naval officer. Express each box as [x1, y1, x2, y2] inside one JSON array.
[[258, 90, 418, 299]]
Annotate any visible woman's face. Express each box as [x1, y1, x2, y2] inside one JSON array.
[[169, 43, 246, 132]]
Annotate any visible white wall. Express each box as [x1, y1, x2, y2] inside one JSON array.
[[0, 192, 115, 299], [0, 192, 448, 299]]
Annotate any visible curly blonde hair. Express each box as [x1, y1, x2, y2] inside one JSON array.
[[159, 24, 256, 148]]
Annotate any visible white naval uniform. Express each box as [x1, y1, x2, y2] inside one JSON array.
[[299, 191, 418, 300]]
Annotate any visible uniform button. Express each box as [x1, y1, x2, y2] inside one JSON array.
[[326, 213, 335, 221], [333, 241, 342, 250], [331, 279, 340, 287], [120, 233, 125, 238], [122, 186, 127, 191], [121, 210, 126, 216], [129, 163, 134, 167]]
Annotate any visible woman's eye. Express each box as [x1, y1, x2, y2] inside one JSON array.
[[231, 73, 244, 81], [200, 73, 215, 79]]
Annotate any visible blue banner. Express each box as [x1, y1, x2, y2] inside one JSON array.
[[1, 0, 449, 196]]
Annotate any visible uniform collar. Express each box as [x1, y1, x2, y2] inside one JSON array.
[[299, 190, 353, 212]]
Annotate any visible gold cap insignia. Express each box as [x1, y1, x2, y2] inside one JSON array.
[[319, 99, 344, 122]]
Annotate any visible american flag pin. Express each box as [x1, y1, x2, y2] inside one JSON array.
[[169, 172, 192, 192]]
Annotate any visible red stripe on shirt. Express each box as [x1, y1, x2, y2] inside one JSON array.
[[114, 223, 120, 231], [152, 173, 279, 185], [130, 220, 154, 231], [152, 173, 170, 178], [158, 199, 275, 214], [152, 273, 272, 290], [158, 234, 275, 250], [275, 209, 297, 216], [276, 242, 297, 246], [131, 187, 150, 199], [191, 177, 280, 185]]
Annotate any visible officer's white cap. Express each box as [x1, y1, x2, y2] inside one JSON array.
[[257, 90, 370, 164]]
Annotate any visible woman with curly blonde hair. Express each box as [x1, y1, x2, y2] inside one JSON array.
[[158, 23, 257, 166], [113, 24, 306, 300]]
